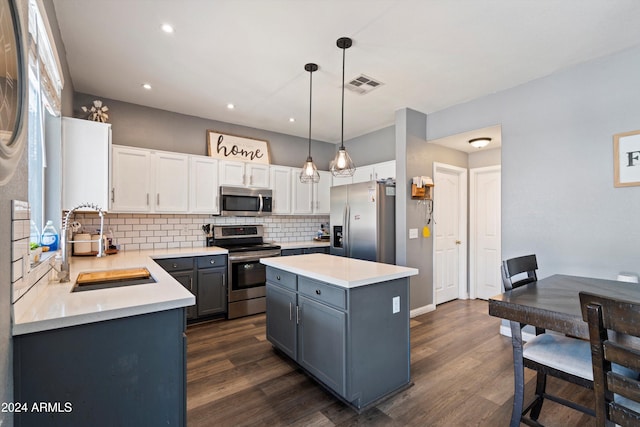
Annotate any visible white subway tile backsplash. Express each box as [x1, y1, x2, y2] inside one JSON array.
[[70, 213, 329, 251]]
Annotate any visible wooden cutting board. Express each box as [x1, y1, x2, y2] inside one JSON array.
[[76, 267, 151, 284]]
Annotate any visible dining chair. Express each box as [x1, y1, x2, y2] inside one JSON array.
[[580, 292, 640, 427], [502, 255, 595, 426]]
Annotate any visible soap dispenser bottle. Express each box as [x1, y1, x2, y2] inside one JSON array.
[[41, 220, 59, 251]]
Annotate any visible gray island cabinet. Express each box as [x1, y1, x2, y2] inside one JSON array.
[[262, 253, 418, 411]]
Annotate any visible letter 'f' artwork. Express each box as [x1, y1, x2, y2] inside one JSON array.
[[207, 130, 270, 165], [614, 130, 640, 187]]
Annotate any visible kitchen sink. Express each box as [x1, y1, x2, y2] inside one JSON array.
[[71, 267, 156, 292], [72, 276, 156, 292]]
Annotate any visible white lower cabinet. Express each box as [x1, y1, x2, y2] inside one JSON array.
[[111, 145, 188, 213]]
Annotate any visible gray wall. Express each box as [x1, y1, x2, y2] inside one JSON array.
[[73, 93, 337, 169], [1, 1, 28, 423], [396, 109, 468, 310], [469, 147, 501, 169], [343, 125, 396, 166], [1, 3, 72, 423], [427, 44, 640, 281]]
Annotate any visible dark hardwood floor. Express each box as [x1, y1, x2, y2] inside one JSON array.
[[186, 300, 594, 426]]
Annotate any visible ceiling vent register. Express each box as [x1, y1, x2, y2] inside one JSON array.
[[346, 74, 384, 94]]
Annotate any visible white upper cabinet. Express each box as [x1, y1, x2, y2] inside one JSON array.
[[111, 145, 189, 213], [153, 152, 189, 212], [331, 174, 353, 187], [270, 166, 292, 214], [314, 171, 331, 215], [62, 117, 111, 211], [351, 160, 396, 184], [190, 156, 219, 214], [111, 146, 152, 212], [219, 160, 270, 188], [292, 169, 331, 215]]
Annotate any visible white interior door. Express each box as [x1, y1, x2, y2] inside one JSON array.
[[471, 166, 502, 300], [434, 163, 467, 304]]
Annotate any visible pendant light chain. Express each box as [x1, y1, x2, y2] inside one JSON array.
[[300, 63, 320, 183], [309, 66, 313, 158], [340, 45, 345, 150], [331, 37, 356, 177]]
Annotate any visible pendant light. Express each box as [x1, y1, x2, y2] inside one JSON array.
[[300, 63, 321, 183], [330, 37, 356, 177]]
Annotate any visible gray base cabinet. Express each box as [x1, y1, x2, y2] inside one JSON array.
[[265, 266, 410, 410], [156, 254, 227, 321], [13, 308, 186, 427]]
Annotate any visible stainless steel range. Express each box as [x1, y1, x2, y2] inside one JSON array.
[[207, 225, 280, 319]]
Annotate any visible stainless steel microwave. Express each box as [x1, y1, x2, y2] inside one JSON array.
[[219, 186, 272, 216]]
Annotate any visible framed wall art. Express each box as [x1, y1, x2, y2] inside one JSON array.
[[207, 130, 270, 165], [614, 129, 640, 187]]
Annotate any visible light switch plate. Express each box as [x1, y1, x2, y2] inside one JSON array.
[[409, 228, 418, 239]]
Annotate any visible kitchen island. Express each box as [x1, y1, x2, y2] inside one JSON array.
[[12, 247, 224, 427], [260, 253, 418, 411]]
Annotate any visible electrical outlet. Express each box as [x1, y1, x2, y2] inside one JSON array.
[[392, 296, 400, 314], [409, 228, 418, 239]]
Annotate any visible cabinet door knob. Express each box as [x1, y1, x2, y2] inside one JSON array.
[[276, 275, 281, 280], [315, 289, 321, 295], [210, 259, 215, 264], [172, 263, 178, 268]]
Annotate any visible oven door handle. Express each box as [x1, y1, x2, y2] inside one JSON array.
[[228, 250, 281, 262]]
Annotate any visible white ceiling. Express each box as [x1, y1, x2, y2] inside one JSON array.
[[52, 0, 640, 145]]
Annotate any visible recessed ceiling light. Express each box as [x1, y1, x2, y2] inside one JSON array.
[[289, 118, 295, 123], [142, 83, 152, 90], [227, 103, 235, 110], [161, 23, 174, 34]]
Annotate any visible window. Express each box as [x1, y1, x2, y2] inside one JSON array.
[[27, 0, 62, 243]]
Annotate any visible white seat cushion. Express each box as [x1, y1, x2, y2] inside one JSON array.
[[523, 333, 640, 381], [524, 333, 593, 380]]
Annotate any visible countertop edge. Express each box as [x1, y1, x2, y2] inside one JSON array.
[[12, 247, 227, 335], [261, 254, 418, 289]]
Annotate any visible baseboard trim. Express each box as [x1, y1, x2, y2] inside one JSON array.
[[499, 324, 536, 342], [410, 304, 436, 318]]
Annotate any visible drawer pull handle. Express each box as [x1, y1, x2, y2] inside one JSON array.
[[315, 289, 321, 295], [210, 259, 215, 264], [276, 275, 281, 280], [172, 263, 178, 268]]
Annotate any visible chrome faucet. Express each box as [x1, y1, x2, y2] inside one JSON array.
[[58, 203, 106, 283]]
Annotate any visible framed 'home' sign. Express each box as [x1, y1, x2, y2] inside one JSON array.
[[207, 130, 270, 165], [614, 130, 640, 187]]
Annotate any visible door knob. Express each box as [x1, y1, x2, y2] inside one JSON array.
[[456, 240, 462, 245]]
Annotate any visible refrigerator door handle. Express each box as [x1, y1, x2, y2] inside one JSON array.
[[344, 204, 350, 256]]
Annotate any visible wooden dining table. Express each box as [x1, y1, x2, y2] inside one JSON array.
[[488, 274, 640, 427]]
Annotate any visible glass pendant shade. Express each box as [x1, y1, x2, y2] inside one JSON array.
[[330, 148, 356, 177], [300, 63, 321, 183], [300, 156, 320, 183], [331, 37, 356, 177]]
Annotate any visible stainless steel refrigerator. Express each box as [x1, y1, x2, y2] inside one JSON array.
[[330, 181, 395, 264]]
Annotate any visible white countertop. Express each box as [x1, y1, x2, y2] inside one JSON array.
[[12, 247, 228, 336], [260, 253, 418, 288]]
